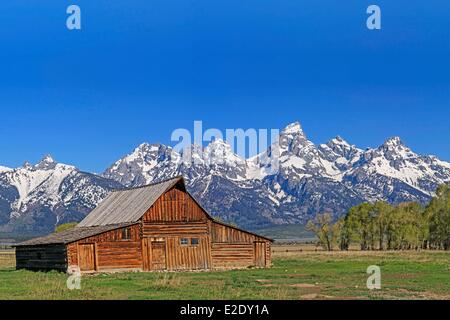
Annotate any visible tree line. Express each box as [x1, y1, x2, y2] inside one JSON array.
[[306, 185, 450, 251]]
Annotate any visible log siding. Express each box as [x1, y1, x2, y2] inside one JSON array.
[[16, 244, 67, 272]]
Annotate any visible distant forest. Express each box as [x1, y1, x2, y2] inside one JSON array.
[[307, 185, 450, 251]]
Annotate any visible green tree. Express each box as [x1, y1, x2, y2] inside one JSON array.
[[55, 222, 78, 233], [337, 187, 450, 251], [338, 216, 350, 251], [390, 203, 424, 250], [345, 203, 376, 250], [372, 201, 393, 250], [426, 185, 450, 250], [306, 213, 338, 251]]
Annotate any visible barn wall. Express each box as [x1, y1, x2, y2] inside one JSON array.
[[210, 221, 272, 268], [143, 222, 211, 271], [142, 187, 207, 223], [68, 224, 142, 271], [16, 245, 67, 272], [165, 236, 211, 271], [141, 187, 213, 271], [211, 243, 255, 269], [266, 242, 272, 267], [211, 222, 259, 243], [95, 241, 142, 270], [142, 222, 208, 237], [211, 241, 272, 269]]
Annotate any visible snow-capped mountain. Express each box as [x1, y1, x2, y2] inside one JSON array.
[[248, 123, 365, 221], [0, 156, 121, 235], [103, 143, 180, 187], [0, 166, 12, 173], [342, 136, 450, 203], [101, 121, 450, 227], [251, 122, 343, 180], [318, 136, 363, 172], [1, 121, 449, 236], [103, 139, 250, 186]]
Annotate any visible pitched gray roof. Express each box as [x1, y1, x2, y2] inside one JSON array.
[[77, 176, 184, 227], [15, 222, 137, 246]]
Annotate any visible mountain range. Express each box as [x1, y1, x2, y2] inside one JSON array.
[[1, 122, 449, 236]]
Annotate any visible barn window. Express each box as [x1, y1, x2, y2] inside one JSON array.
[[191, 238, 199, 246], [180, 238, 189, 245], [122, 227, 132, 240]]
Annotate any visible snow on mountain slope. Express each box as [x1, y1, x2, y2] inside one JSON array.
[[6, 156, 76, 213], [202, 139, 248, 181], [103, 143, 181, 187], [0, 166, 12, 173], [250, 122, 342, 181], [104, 138, 250, 186], [344, 137, 450, 198], [318, 136, 363, 172], [0, 156, 122, 234]]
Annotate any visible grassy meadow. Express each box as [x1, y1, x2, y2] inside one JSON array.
[[0, 246, 449, 300]]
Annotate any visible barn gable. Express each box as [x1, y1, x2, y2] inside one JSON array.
[[77, 177, 185, 227]]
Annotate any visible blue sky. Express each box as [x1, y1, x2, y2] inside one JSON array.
[[0, 1, 449, 172]]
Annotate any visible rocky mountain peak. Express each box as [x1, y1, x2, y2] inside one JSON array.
[[321, 136, 362, 162], [103, 142, 180, 187], [34, 155, 57, 170], [382, 136, 405, 148], [281, 122, 303, 135], [279, 122, 314, 155], [375, 136, 416, 160], [205, 138, 233, 153], [22, 161, 33, 170], [132, 142, 163, 155], [329, 136, 350, 147], [204, 138, 246, 169], [119, 143, 177, 167]]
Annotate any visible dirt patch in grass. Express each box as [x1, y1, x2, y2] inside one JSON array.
[[300, 293, 320, 299], [261, 284, 278, 288], [417, 291, 450, 300], [256, 279, 271, 283], [300, 293, 344, 300], [391, 288, 450, 300], [289, 283, 317, 288], [286, 274, 308, 278], [384, 273, 417, 280]]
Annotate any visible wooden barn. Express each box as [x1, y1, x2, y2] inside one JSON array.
[[15, 177, 272, 273]]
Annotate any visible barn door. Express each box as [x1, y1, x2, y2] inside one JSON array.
[[151, 239, 167, 271], [254, 242, 266, 268], [78, 244, 96, 271]]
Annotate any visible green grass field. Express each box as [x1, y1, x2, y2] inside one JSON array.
[[0, 247, 449, 300]]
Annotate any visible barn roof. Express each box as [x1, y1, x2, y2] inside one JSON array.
[[14, 222, 137, 246], [77, 176, 184, 227]]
